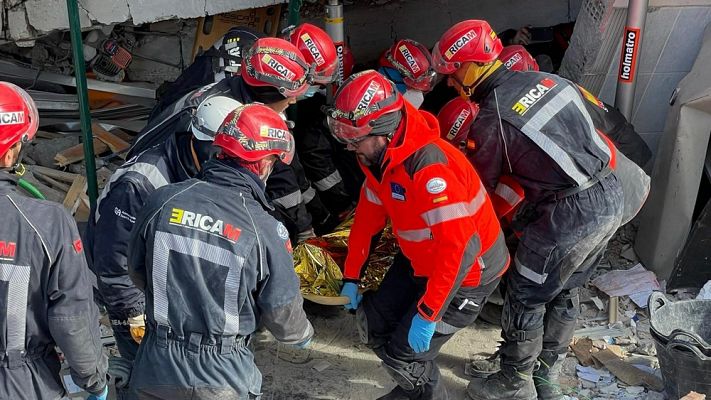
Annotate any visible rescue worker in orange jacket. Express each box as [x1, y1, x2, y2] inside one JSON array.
[[329, 70, 510, 400]]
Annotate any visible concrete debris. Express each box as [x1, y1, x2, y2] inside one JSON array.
[[590, 296, 605, 311], [312, 360, 331, 372], [697, 280, 711, 300], [681, 392, 707, 400], [592, 264, 661, 308]]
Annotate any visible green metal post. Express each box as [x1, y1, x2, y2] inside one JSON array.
[[288, 0, 302, 26], [65, 0, 98, 207], [286, 0, 302, 124]]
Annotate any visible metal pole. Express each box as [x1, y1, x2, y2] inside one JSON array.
[[614, 0, 649, 120], [65, 0, 98, 207], [288, 0, 302, 26], [324, 0, 345, 83]]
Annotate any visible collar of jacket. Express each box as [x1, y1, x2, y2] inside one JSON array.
[[200, 158, 273, 211], [163, 131, 196, 182], [379, 101, 440, 174], [471, 65, 515, 103], [229, 76, 255, 104], [0, 170, 18, 194]]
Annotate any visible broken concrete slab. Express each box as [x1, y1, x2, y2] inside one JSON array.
[[82, 0, 131, 25], [204, 0, 281, 16], [26, 0, 91, 34], [127, 0, 205, 25], [8, 6, 34, 45]]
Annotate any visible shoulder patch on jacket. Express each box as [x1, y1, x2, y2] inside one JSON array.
[[276, 222, 289, 240], [404, 143, 448, 179]]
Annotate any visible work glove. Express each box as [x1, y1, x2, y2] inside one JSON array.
[[512, 26, 532, 45], [296, 228, 316, 243], [340, 282, 362, 310], [293, 337, 312, 349], [108, 356, 133, 390], [86, 385, 108, 400], [408, 314, 436, 353], [128, 314, 145, 344]]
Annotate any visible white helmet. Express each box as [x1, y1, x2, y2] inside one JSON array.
[[190, 95, 243, 141]]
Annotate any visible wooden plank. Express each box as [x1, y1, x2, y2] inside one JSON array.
[[30, 165, 80, 183], [92, 123, 130, 154], [592, 349, 664, 391], [62, 176, 87, 213], [74, 194, 91, 222], [34, 172, 71, 192], [35, 130, 64, 139], [54, 139, 108, 166]]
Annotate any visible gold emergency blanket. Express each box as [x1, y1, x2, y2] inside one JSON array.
[[294, 217, 399, 297]]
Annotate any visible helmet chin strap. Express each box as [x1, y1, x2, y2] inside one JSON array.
[[457, 60, 503, 99]]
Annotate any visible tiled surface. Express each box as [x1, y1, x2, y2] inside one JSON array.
[[631, 71, 688, 132], [636, 7, 680, 74], [596, 6, 711, 151]]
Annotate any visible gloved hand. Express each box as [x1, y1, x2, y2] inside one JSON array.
[[293, 337, 312, 349], [296, 228, 316, 243], [408, 314, 436, 353], [108, 356, 133, 390], [340, 282, 362, 310], [128, 314, 145, 344], [86, 385, 108, 400]]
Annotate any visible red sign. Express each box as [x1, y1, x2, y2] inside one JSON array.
[[619, 27, 641, 82]]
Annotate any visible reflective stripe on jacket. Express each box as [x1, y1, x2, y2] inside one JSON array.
[[343, 102, 509, 322]]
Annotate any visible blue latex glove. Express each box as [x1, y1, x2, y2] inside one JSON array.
[[408, 314, 436, 353], [87, 385, 108, 400], [293, 337, 312, 349], [341, 282, 362, 310]]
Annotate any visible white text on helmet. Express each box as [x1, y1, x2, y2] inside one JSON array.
[[355, 81, 381, 115], [0, 111, 25, 125], [446, 108, 471, 140], [445, 30, 477, 60], [300, 33, 325, 66], [262, 54, 296, 81], [512, 78, 558, 116], [399, 45, 421, 74], [504, 53, 523, 69], [169, 208, 241, 242], [260, 126, 289, 140]]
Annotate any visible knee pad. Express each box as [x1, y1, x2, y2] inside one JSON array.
[[382, 360, 432, 391], [549, 288, 580, 322], [501, 293, 545, 342]]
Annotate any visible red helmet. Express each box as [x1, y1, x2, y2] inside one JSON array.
[[326, 70, 404, 144], [380, 39, 437, 92], [241, 37, 312, 97], [213, 103, 295, 164], [432, 20, 503, 74], [283, 23, 338, 85], [0, 82, 38, 156], [437, 97, 479, 148], [499, 45, 539, 72]]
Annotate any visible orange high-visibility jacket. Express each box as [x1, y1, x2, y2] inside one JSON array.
[[343, 102, 510, 322]]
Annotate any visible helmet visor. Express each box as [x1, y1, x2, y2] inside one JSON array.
[[404, 69, 438, 92], [311, 58, 339, 85], [327, 115, 373, 145], [279, 134, 296, 164], [431, 41, 459, 75]]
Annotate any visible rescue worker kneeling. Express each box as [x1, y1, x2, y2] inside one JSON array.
[[330, 71, 510, 400], [127, 103, 314, 399]]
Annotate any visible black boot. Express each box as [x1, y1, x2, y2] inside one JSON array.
[[533, 351, 566, 400], [376, 386, 411, 400], [466, 367, 537, 400]]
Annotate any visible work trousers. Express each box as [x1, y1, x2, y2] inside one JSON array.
[[360, 253, 500, 399], [500, 175, 624, 373]]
